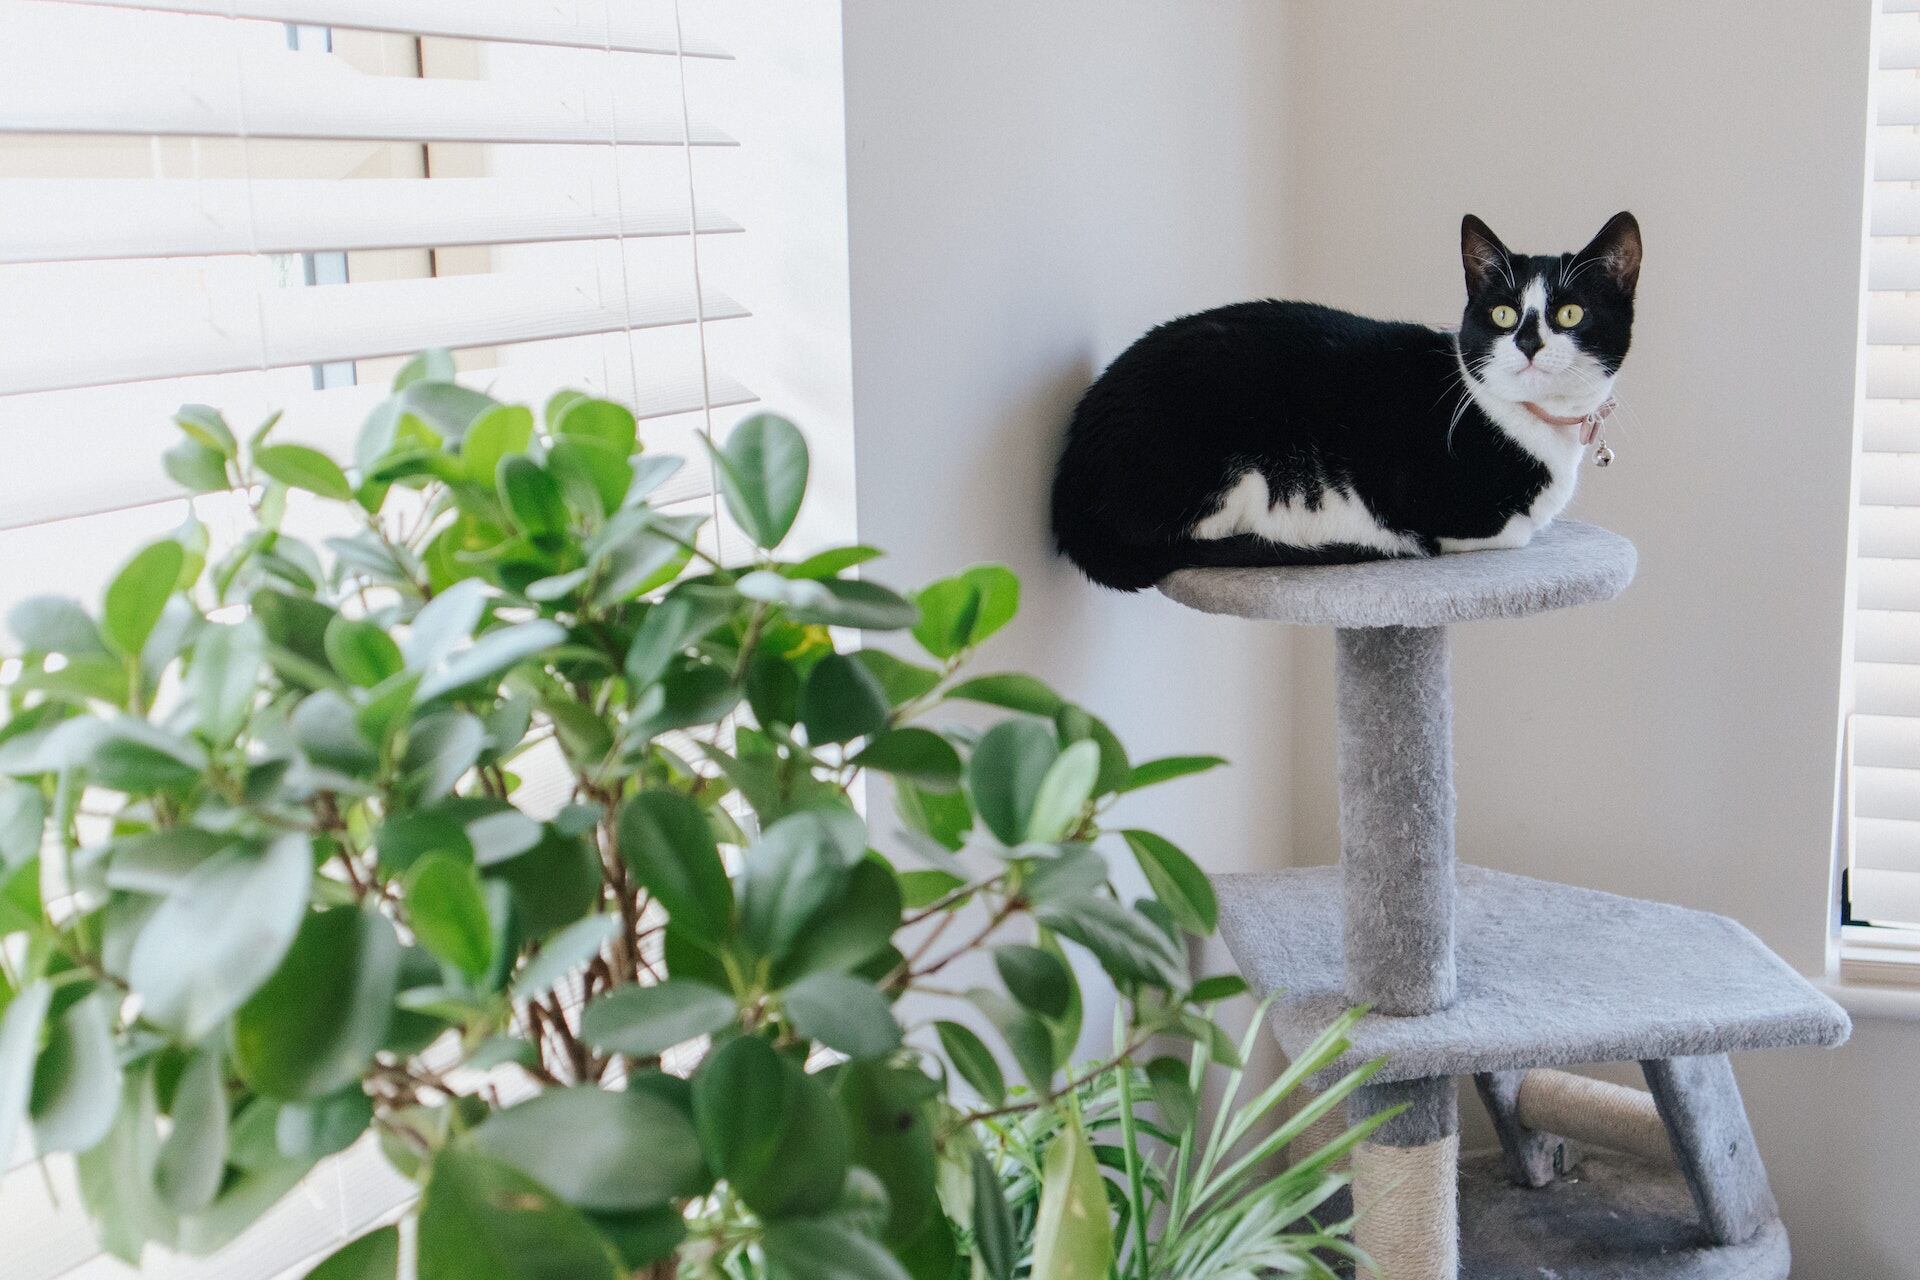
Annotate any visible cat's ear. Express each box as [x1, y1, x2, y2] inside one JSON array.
[[1575, 211, 1642, 293], [1461, 215, 1512, 293]]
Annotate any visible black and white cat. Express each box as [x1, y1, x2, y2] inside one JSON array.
[[1050, 213, 1641, 591]]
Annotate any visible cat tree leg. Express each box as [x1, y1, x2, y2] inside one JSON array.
[[1335, 625, 1458, 1280], [1642, 1055, 1778, 1246], [1473, 1071, 1561, 1188]]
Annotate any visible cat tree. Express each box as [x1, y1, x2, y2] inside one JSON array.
[[1159, 521, 1850, 1280]]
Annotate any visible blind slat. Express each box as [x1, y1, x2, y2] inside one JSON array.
[[1887, 16, 1920, 69], [0, 179, 740, 264], [1880, 74, 1920, 127], [1866, 345, 1920, 399], [1871, 182, 1920, 236], [1855, 712, 1920, 767], [1852, 868, 1920, 923], [0, 276, 749, 396], [1865, 399, 1920, 451], [1869, 236, 1920, 290], [1856, 655, 1920, 712], [0, 368, 755, 532], [1857, 506, 1920, 559], [1867, 288, 1920, 344], [1876, 126, 1920, 181], [1858, 610, 1920, 664], [1857, 763, 1920, 820], [1857, 816, 1920, 873], [1858, 451, 1920, 506], [0, 51, 734, 146], [49, 0, 731, 58]]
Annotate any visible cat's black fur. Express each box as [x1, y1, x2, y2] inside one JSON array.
[[1051, 213, 1641, 590]]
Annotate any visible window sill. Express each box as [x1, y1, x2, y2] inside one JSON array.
[[1829, 924, 1920, 1020]]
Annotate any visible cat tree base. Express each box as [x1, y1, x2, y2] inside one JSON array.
[[1159, 522, 1847, 1279], [1457, 1151, 1790, 1280]]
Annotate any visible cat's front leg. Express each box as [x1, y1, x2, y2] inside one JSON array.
[[1435, 513, 1541, 554]]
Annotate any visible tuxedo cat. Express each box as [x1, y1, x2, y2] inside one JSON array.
[[1050, 213, 1641, 591]]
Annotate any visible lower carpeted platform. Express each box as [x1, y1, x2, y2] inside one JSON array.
[[1216, 865, 1850, 1088]]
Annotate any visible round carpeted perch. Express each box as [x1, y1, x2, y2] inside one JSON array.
[[1160, 522, 1850, 1280]]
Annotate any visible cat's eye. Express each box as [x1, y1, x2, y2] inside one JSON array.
[[1555, 303, 1585, 327], [1489, 305, 1518, 329]]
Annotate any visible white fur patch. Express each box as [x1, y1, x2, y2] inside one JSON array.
[[1192, 470, 1422, 556]]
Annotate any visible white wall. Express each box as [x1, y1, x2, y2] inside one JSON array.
[[840, 1, 1916, 1272], [838, 5, 1302, 866]]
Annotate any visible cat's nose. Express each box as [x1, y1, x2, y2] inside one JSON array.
[[1514, 323, 1545, 361]]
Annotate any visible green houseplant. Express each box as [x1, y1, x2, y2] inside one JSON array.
[[963, 1002, 1386, 1280], [0, 352, 1350, 1279]]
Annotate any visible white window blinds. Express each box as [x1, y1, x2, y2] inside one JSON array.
[[1853, 0, 1920, 927], [0, 1, 751, 1275]]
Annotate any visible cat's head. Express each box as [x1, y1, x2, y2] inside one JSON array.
[[1455, 212, 1641, 416]]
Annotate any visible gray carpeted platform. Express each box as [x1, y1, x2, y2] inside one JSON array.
[[1456, 1150, 1790, 1280], [1158, 519, 1637, 628], [1217, 865, 1849, 1088]]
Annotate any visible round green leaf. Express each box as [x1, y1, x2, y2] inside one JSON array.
[[1, 983, 53, 1164], [740, 808, 862, 961], [831, 1062, 941, 1247], [693, 1035, 849, 1218], [103, 541, 185, 658], [0, 781, 46, 869], [128, 834, 314, 1041], [933, 1020, 1004, 1107], [276, 1085, 374, 1160], [1024, 740, 1099, 843], [417, 1144, 620, 1280], [188, 618, 265, 744], [462, 405, 535, 487], [305, 1225, 399, 1280], [993, 944, 1073, 1021], [909, 565, 1018, 660], [850, 728, 961, 791], [29, 990, 121, 1154], [616, 791, 733, 944], [579, 979, 738, 1059], [1122, 829, 1218, 934], [735, 571, 920, 631], [254, 444, 353, 501], [762, 1218, 912, 1280], [497, 455, 568, 538], [156, 1047, 228, 1212], [164, 438, 231, 493], [801, 652, 890, 746], [781, 973, 901, 1059], [943, 673, 1063, 717], [1032, 895, 1186, 989], [234, 907, 402, 1101], [323, 616, 404, 689], [554, 397, 638, 456], [775, 858, 902, 983], [712, 413, 809, 549], [418, 621, 565, 703], [468, 1086, 707, 1212], [966, 719, 1059, 846], [405, 853, 494, 979], [8, 594, 108, 656]]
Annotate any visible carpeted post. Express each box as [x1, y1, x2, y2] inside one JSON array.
[[1334, 624, 1456, 1013], [1335, 624, 1458, 1280]]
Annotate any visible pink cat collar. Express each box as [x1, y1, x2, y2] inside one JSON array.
[[1521, 397, 1617, 445]]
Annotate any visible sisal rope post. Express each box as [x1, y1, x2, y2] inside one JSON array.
[[1513, 1068, 1673, 1165]]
